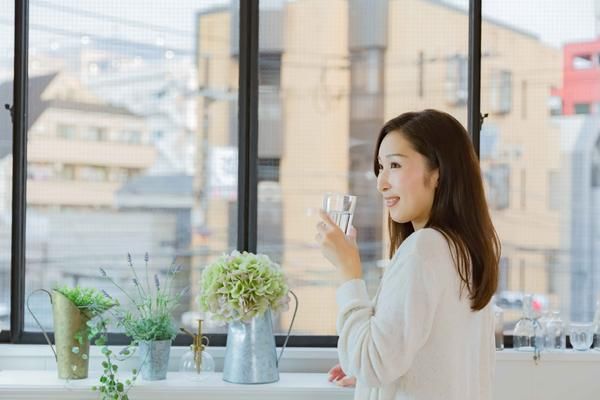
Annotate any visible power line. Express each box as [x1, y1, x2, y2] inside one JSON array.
[[30, 0, 195, 37]]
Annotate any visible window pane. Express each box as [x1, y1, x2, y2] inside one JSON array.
[[481, 1, 598, 331], [24, 0, 239, 334], [0, 0, 14, 334], [256, 0, 468, 335]]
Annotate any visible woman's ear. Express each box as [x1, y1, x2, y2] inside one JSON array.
[[431, 169, 440, 188]]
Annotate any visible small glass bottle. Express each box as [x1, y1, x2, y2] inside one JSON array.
[[593, 298, 600, 350], [179, 320, 215, 381], [513, 294, 545, 352], [179, 343, 215, 380], [493, 305, 504, 351], [545, 311, 566, 351]]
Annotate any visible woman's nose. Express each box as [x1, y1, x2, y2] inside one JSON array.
[[377, 172, 390, 193]]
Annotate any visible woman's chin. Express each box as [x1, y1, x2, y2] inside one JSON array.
[[390, 211, 411, 224]]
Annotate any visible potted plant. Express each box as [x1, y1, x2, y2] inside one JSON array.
[[27, 285, 115, 379], [199, 250, 298, 384], [100, 253, 187, 381]]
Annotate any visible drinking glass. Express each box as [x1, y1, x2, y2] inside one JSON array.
[[569, 323, 594, 351], [322, 193, 357, 234]]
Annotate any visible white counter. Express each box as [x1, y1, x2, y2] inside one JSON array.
[[1, 345, 600, 400], [0, 370, 352, 400]]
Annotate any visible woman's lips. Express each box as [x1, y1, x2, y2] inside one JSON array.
[[385, 197, 399, 207]]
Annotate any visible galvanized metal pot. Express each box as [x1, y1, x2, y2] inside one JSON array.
[[222, 291, 299, 384], [138, 339, 172, 381], [223, 310, 279, 384], [27, 289, 91, 379]]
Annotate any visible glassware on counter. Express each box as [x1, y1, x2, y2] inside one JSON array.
[[513, 294, 545, 353], [494, 305, 504, 351], [545, 311, 566, 351], [569, 323, 594, 351], [179, 320, 215, 380]]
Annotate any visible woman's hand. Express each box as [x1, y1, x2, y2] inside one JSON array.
[[328, 363, 356, 387], [315, 209, 362, 282]]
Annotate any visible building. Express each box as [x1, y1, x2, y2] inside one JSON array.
[[0, 72, 156, 210], [553, 38, 600, 116]]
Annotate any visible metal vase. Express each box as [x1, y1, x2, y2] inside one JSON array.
[[223, 309, 279, 384], [27, 289, 91, 380], [138, 340, 171, 381]]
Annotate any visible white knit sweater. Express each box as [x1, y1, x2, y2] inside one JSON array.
[[336, 228, 495, 400]]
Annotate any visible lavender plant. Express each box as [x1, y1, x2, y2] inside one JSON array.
[[99, 253, 187, 342], [199, 250, 290, 323]]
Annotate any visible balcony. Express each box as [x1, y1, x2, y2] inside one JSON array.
[[27, 137, 156, 169]]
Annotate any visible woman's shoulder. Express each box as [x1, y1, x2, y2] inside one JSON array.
[[404, 227, 450, 255]]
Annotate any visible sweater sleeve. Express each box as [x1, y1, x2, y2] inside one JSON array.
[[335, 232, 446, 388]]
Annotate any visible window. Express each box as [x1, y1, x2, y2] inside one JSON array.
[[548, 170, 560, 210], [490, 69, 512, 114], [8, 0, 588, 348], [574, 103, 591, 115], [0, 0, 13, 335], [446, 54, 469, 106], [482, 1, 597, 329], [255, 0, 468, 336], [485, 163, 510, 210], [572, 54, 593, 69], [81, 127, 107, 141], [56, 124, 77, 139], [22, 0, 239, 336]]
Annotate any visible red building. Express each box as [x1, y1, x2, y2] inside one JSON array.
[[554, 38, 600, 115]]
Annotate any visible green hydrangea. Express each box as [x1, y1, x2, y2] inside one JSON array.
[[199, 250, 290, 323]]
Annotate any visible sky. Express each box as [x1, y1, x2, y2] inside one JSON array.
[[0, 0, 597, 79]]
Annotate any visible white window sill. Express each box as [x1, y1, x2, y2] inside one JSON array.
[[0, 370, 352, 400], [1, 345, 600, 399]]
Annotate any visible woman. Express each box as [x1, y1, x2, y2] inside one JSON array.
[[315, 109, 500, 400]]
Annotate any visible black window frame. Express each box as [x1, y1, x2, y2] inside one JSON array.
[[2, 0, 483, 347]]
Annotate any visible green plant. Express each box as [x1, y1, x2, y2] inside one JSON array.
[[100, 253, 186, 342], [56, 286, 135, 399], [87, 313, 140, 400], [55, 285, 116, 319], [199, 250, 290, 323], [56, 285, 116, 362]]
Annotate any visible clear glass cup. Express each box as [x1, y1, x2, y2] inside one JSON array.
[[494, 305, 504, 351], [545, 311, 566, 351], [569, 323, 594, 351], [322, 193, 357, 234]]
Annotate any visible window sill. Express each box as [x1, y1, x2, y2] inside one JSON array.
[[1, 345, 600, 399], [0, 370, 352, 400]]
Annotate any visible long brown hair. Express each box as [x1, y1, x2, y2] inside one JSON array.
[[373, 109, 500, 311]]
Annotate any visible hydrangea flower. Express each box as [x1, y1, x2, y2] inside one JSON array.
[[198, 250, 290, 323]]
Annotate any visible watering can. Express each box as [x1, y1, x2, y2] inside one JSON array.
[[27, 289, 91, 379]]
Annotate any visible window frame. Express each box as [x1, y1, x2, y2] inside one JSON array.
[[3, 0, 484, 347]]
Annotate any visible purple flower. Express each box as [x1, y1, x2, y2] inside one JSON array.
[[99, 267, 107, 277], [154, 274, 160, 290], [102, 290, 112, 299], [144, 252, 149, 262]]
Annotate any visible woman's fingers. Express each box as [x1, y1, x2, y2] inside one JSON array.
[[327, 364, 345, 381], [335, 376, 357, 387]]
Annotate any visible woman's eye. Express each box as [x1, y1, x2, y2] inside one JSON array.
[[390, 162, 401, 168]]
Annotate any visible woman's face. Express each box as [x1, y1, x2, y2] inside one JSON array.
[[376, 131, 439, 230]]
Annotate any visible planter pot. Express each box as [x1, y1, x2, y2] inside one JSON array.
[[27, 289, 91, 380], [223, 309, 280, 384], [138, 340, 172, 381]]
